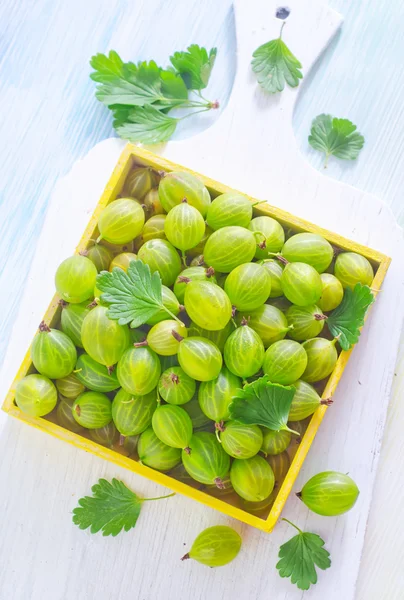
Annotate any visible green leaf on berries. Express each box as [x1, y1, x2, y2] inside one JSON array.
[[327, 283, 374, 351], [96, 259, 177, 327], [229, 376, 297, 434]]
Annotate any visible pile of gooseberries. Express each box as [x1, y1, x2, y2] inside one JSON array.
[[15, 164, 374, 517]]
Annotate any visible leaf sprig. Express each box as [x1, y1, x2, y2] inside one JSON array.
[[327, 283, 374, 351], [276, 519, 331, 590], [229, 377, 298, 434], [252, 22, 302, 94], [96, 259, 184, 328], [72, 478, 175, 536], [309, 114, 365, 167], [90, 45, 218, 144]]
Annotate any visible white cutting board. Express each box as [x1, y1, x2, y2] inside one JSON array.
[[1, 1, 403, 599]]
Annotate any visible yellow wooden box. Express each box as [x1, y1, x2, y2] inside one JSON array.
[[2, 144, 391, 532]]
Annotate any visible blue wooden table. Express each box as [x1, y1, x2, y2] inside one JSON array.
[[1, 1, 403, 597]]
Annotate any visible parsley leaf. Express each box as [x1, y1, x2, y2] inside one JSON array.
[[276, 519, 331, 590], [170, 44, 217, 90], [72, 478, 174, 537], [309, 114, 365, 166], [90, 51, 125, 82], [327, 283, 374, 351], [115, 106, 178, 144], [96, 259, 183, 327], [229, 377, 298, 434], [252, 24, 302, 94]]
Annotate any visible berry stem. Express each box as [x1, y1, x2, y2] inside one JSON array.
[[321, 398, 333, 406], [181, 251, 187, 267], [134, 340, 149, 347], [214, 477, 225, 489], [205, 266, 215, 278], [314, 313, 328, 321], [38, 321, 51, 333], [181, 553, 190, 561], [171, 330, 185, 342]]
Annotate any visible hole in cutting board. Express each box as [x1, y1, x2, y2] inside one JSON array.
[[275, 6, 291, 19]]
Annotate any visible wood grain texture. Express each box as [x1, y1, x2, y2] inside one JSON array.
[[1, 0, 404, 599]]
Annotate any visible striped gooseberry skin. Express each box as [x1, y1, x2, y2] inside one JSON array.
[[243, 304, 290, 348], [224, 262, 272, 311], [72, 391, 112, 429], [258, 259, 284, 297], [261, 429, 291, 456], [75, 353, 120, 392], [198, 366, 242, 422], [143, 188, 165, 216], [60, 302, 90, 348], [182, 432, 230, 486], [55, 255, 97, 304], [220, 421, 263, 459], [138, 239, 182, 286], [146, 320, 187, 356], [182, 394, 212, 430], [334, 252, 374, 289], [117, 346, 161, 395], [187, 225, 213, 258], [15, 374, 57, 417], [138, 427, 181, 471], [248, 216, 285, 259], [152, 405, 193, 449], [281, 262, 323, 306], [224, 324, 265, 378], [98, 198, 145, 244], [266, 451, 291, 481], [288, 380, 326, 421], [158, 367, 196, 405], [81, 306, 130, 367], [158, 171, 211, 216], [285, 304, 326, 341], [112, 387, 156, 436], [109, 252, 138, 273], [31, 326, 77, 379], [263, 339, 308, 385], [282, 233, 334, 273], [203, 226, 257, 273], [146, 285, 181, 326], [298, 471, 360, 516], [141, 214, 167, 245], [318, 273, 344, 311], [301, 338, 338, 383], [89, 422, 119, 448], [57, 397, 85, 433], [55, 373, 85, 399], [164, 201, 206, 252], [86, 244, 113, 272], [206, 192, 253, 230], [178, 337, 223, 382], [123, 166, 157, 200], [184, 526, 241, 567], [174, 266, 217, 303], [230, 455, 275, 502], [184, 281, 232, 331], [188, 320, 234, 352]]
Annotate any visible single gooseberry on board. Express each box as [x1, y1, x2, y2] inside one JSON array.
[[297, 471, 360, 516], [181, 526, 242, 567]]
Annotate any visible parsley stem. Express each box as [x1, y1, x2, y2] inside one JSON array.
[[282, 518, 303, 534], [279, 21, 286, 39], [143, 492, 176, 502], [179, 106, 212, 121]]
